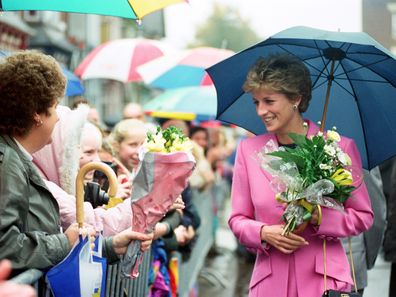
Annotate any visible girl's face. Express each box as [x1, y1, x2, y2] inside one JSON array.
[[117, 131, 146, 171], [252, 88, 300, 136], [191, 130, 208, 150]]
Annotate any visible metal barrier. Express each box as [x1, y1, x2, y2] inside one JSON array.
[[178, 180, 230, 297], [10, 249, 152, 297]]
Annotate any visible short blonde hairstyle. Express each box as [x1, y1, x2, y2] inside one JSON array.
[[109, 119, 147, 145]]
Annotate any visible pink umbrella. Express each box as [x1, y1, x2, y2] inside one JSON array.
[[136, 47, 235, 89], [75, 38, 172, 83]]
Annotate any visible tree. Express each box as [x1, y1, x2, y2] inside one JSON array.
[[189, 4, 260, 52]]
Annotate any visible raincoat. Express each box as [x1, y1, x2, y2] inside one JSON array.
[[0, 134, 70, 272]]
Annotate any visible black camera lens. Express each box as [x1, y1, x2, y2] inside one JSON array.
[[84, 182, 110, 208]]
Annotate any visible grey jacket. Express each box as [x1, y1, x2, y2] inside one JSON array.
[[0, 135, 118, 272], [342, 167, 386, 290]]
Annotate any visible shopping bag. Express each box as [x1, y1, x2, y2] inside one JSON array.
[[46, 234, 106, 297]]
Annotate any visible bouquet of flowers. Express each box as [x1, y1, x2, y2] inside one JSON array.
[[121, 126, 195, 278], [257, 127, 358, 235]]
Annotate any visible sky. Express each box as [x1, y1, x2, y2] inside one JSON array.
[[164, 0, 362, 49]]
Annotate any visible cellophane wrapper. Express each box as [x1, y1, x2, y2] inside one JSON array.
[[120, 151, 195, 278]]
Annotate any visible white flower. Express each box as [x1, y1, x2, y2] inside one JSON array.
[[324, 144, 336, 156], [327, 130, 341, 142], [317, 131, 323, 137], [319, 163, 332, 170], [338, 152, 352, 166]]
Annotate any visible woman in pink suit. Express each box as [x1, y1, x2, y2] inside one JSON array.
[[228, 54, 374, 297]]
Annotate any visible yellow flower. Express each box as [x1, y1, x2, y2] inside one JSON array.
[[327, 130, 341, 142], [331, 168, 353, 186]]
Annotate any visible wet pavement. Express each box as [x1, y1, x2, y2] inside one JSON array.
[[197, 199, 253, 297]]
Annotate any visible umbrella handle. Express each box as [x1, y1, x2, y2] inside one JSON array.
[[76, 162, 118, 228]]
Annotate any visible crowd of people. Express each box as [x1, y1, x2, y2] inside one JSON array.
[[0, 50, 237, 296], [1, 50, 396, 297]]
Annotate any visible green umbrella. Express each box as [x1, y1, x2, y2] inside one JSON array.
[[144, 86, 217, 122]]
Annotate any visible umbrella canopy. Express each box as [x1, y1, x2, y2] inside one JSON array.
[[136, 47, 234, 89], [1, 50, 84, 97], [143, 86, 217, 121], [61, 66, 85, 96], [1, 0, 186, 20], [75, 38, 171, 83], [206, 26, 396, 170]]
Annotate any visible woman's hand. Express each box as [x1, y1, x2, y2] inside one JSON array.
[[112, 229, 154, 255], [64, 223, 96, 248], [260, 224, 308, 254]]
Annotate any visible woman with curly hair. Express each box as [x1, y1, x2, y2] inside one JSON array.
[[0, 51, 153, 276]]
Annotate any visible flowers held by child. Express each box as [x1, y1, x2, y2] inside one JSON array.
[[121, 126, 195, 278], [257, 127, 358, 235]]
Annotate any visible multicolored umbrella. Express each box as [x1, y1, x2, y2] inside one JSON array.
[[75, 38, 171, 83], [136, 47, 234, 89], [0, 0, 187, 20], [143, 86, 217, 121]]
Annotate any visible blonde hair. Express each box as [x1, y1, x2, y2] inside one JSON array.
[[109, 119, 147, 145]]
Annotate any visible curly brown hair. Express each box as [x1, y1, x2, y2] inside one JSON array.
[[243, 54, 312, 112], [0, 50, 66, 136]]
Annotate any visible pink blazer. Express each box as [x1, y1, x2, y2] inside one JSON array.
[[229, 120, 373, 297]]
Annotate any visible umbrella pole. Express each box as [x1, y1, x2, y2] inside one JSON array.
[[320, 59, 336, 132]]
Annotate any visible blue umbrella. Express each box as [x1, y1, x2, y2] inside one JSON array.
[[0, 50, 84, 96], [206, 26, 396, 170], [61, 66, 85, 97]]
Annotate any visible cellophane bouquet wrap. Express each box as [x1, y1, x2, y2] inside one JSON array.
[[257, 128, 359, 235], [121, 126, 195, 278]]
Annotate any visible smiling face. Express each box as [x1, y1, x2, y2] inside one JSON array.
[[117, 131, 146, 171], [252, 88, 302, 139]]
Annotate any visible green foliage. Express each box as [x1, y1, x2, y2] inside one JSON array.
[[189, 4, 260, 52], [268, 132, 355, 202]]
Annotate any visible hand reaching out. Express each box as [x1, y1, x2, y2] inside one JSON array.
[[0, 260, 36, 297]]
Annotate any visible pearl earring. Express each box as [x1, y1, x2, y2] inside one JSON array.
[[293, 104, 298, 110]]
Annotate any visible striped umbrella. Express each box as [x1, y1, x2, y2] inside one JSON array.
[[136, 47, 235, 89], [75, 38, 172, 83]]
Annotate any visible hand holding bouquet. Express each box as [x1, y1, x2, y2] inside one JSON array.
[[121, 126, 195, 278], [258, 127, 358, 235]]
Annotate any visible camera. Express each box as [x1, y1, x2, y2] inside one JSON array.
[[93, 161, 118, 191], [84, 181, 109, 208]]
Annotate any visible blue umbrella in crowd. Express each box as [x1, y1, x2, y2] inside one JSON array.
[[207, 26, 396, 170], [0, 50, 84, 96], [61, 65, 85, 97]]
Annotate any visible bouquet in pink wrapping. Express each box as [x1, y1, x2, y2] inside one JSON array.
[[121, 126, 195, 278]]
